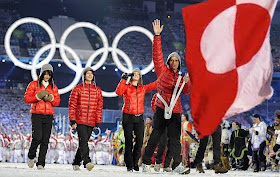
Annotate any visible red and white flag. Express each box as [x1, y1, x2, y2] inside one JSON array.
[[182, 0, 277, 138]]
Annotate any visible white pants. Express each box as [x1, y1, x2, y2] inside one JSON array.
[[13, 150, 22, 163]]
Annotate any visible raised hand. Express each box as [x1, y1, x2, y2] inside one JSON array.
[[152, 19, 164, 35], [183, 73, 190, 83]]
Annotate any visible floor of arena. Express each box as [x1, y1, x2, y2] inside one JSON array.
[[0, 163, 279, 177]]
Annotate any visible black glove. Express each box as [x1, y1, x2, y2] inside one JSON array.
[[121, 73, 129, 80], [121, 73, 134, 80], [94, 123, 99, 128], [70, 120, 76, 126]]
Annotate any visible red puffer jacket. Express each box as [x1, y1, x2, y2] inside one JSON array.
[[153, 36, 191, 113], [24, 80, 60, 115], [151, 93, 157, 112], [68, 83, 103, 127], [115, 79, 157, 115]]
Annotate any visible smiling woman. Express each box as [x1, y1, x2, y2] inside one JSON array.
[[23, 63, 61, 170]]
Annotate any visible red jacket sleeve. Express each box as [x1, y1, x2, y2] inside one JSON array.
[[24, 81, 39, 104], [96, 87, 103, 124], [182, 81, 191, 95], [144, 80, 157, 93], [68, 86, 79, 122], [151, 93, 157, 112], [153, 36, 168, 77], [51, 84, 60, 107], [115, 79, 128, 96]]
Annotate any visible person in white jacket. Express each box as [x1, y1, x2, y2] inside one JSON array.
[[249, 114, 267, 172]]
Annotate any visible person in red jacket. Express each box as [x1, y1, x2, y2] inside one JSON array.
[[68, 67, 103, 171], [24, 64, 60, 170], [115, 68, 157, 172], [142, 19, 191, 174]]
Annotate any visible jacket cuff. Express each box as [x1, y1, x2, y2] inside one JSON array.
[[120, 79, 127, 84]]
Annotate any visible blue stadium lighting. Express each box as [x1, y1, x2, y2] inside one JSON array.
[[102, 66, 106, 70], [115, 68, 118, 72]]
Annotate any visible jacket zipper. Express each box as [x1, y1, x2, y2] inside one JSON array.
[[87, 84, 90, 125], [44, 88, 47, 114], [136, 86, 138, 114]]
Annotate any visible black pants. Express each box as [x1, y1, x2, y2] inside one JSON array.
[[72, 124, 93, 167], [231, 151, 249, 170], [252, 141, 266, 170], [28, 114, 53, 167], [272, 144, 280, 164], [143, 107, 181, 170], [155, 128, 168, 164], [194, 126, 222, 166], [122, 113, 144, 169]]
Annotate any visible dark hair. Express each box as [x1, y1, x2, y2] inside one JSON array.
[[84, 70, 95, 82], [275, 110, 280, 119], [39, 70, 53, 87], [252, 114, 260, 119], [232, 121, 241, 129], [146, 116, 153, 121], [168, 58, 181, 70], [182, 113, 189, 121]]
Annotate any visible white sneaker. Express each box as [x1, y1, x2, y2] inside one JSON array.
[[28, 159, 34, 168], [174, 163, 190, 174], [85, 163, 94, 171], [163, 167, 172, 172], [73, 165, 81, 171], [37, 165, 45, 170], [142, 164, 151, 172], [154, 163, 161, 172]]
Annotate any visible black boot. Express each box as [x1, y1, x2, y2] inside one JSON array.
[[133, 165, 139, 171]]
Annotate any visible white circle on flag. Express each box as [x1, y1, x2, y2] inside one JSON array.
[[201, 6, 237, 74]]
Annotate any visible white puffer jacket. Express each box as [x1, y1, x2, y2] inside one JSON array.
[[250, 121, 267, 150]]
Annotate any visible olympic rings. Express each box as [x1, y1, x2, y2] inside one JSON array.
[[4, 17, 154, 97]]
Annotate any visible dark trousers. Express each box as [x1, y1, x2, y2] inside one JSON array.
[[155, 128, 168, 164], [73, 124, 93, 167], [252, 141, 266, 170], [194, 126, 222, 166], [272, 144, 280, 164], [143, 107, 181, 170], [28, 114, 53, 167], [231, 151, 249, 170], [122, 113, 144, 169]]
